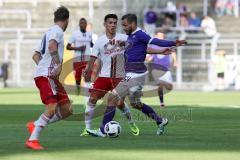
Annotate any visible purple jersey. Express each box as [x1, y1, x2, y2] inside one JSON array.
[[125, 28, 175, 73], [152, 55, 171, 71], [149, 44, 171, 71]]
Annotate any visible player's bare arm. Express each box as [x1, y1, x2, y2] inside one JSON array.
[[175, 40, 187, 46], [49, 39, 60, 64], [84, 56, 97, 82], [32, 51, 41, 65], [91, 59, 100, 82], [49, 39, 61, 76], [146, 47, 172, 55], [66, 43, 85, 51]]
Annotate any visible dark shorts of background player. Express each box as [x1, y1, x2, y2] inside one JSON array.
[[89, 77, 122, 99], [34, 76, 70, 106], [73, 61, 87, 82], [217, 72, 224, 78]]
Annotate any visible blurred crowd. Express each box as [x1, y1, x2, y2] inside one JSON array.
[[143, 1, 240, 91], [144, 2, 218, 38], [214, 0, 236, 17]]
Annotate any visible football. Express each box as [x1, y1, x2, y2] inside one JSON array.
[[104, 121, 121, 138]]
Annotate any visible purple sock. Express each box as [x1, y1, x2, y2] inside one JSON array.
[[100, 106, 116, 133], [141, 103, 162, 125], [158, 90, 164, 104]]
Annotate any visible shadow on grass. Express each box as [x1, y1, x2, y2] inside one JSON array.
[[0, 104, 240, 157]]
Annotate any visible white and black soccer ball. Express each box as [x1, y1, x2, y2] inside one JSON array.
[[104, 121, 121, 138]]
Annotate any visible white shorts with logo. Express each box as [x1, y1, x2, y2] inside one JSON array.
[[113, 72, 147, 104], [152, 70, 173, 84]]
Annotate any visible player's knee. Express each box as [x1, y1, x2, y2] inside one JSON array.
[[89, 96, 98, 104], [166, 84, 173, 90], [59, 103, 73, 118], [117, 103, 125, 110], [107, 93, 119, 106], [65, 104, 73, 115], [158, 84, 164, 90], [46, 103, 57, 116], [62, 107, 73, 118], [131, 102, 143, 110], [116, 98, 125, 110]]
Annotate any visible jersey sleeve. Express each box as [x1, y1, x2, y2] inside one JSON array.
[[48, 28, 63, 43], [137, 31, 152, 44], [91, 39, 100, 57], [150, 38, 176, 47], [68, 32, 76, 44], [35, 40, 42, 53], [35, 34, 47, 54]]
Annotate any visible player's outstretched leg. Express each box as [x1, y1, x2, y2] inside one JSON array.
[[132, 102, 168, 135], [117, 100, 139, 136], [26, 103, 57, 150], [81, 93, 101, 136], [157, 73, 173, 108], [87, 93, 118, 137], [81, 102, 95, 136], [26, 100, 72, 150], [87, 105, 116, 137], [158, 85, 165, 107]]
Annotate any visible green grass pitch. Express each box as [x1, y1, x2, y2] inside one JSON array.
[[0, 88, 240, 160]]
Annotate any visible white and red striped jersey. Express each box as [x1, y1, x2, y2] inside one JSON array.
[[68, 30, 92, 62], [34, 25, 64, 78], [91, 33, 128, 78]]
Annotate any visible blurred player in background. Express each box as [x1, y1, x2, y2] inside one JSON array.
[[147, 31, 177, 107], [66, 18, 93, 95], [25, 6, 72, 150], [213, 50, 226, 90], [83, 14, 139, 136]]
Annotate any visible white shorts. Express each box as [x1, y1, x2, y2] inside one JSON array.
[[152, 70, 173, 84], [113, 72, 147, 104]]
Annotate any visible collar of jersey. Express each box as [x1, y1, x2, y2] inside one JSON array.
[[131, 27, 141, 35], [54, 24, 63, 32]]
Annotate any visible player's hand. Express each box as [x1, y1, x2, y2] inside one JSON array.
[[175, 40, 187, 46], [173, 62, 178, 68], [162, 48, 173, 55], [117, 40, 126, 47]]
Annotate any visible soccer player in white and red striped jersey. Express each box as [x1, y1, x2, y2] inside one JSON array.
[[25, 6, 72, 150], [66, 18, 93, 95], [82, 14, 139, 136]]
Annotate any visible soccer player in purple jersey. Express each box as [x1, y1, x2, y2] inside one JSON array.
[[87, 14, 186, 137], [147, 31, 178, 107]]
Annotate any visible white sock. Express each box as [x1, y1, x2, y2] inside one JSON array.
[[121, 103, 134, 124], [48, 108, 62, 124], [85, 102, 95, 129], [84, 82, 91, 106], [84, 97, 90, 108], [29, 113, 49, 141]]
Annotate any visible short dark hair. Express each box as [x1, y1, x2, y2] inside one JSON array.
[[54, 6, 69, 22], [121, 14, 137, 24], [104, 14, 118, 22], [80, 18, 87, 22]]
